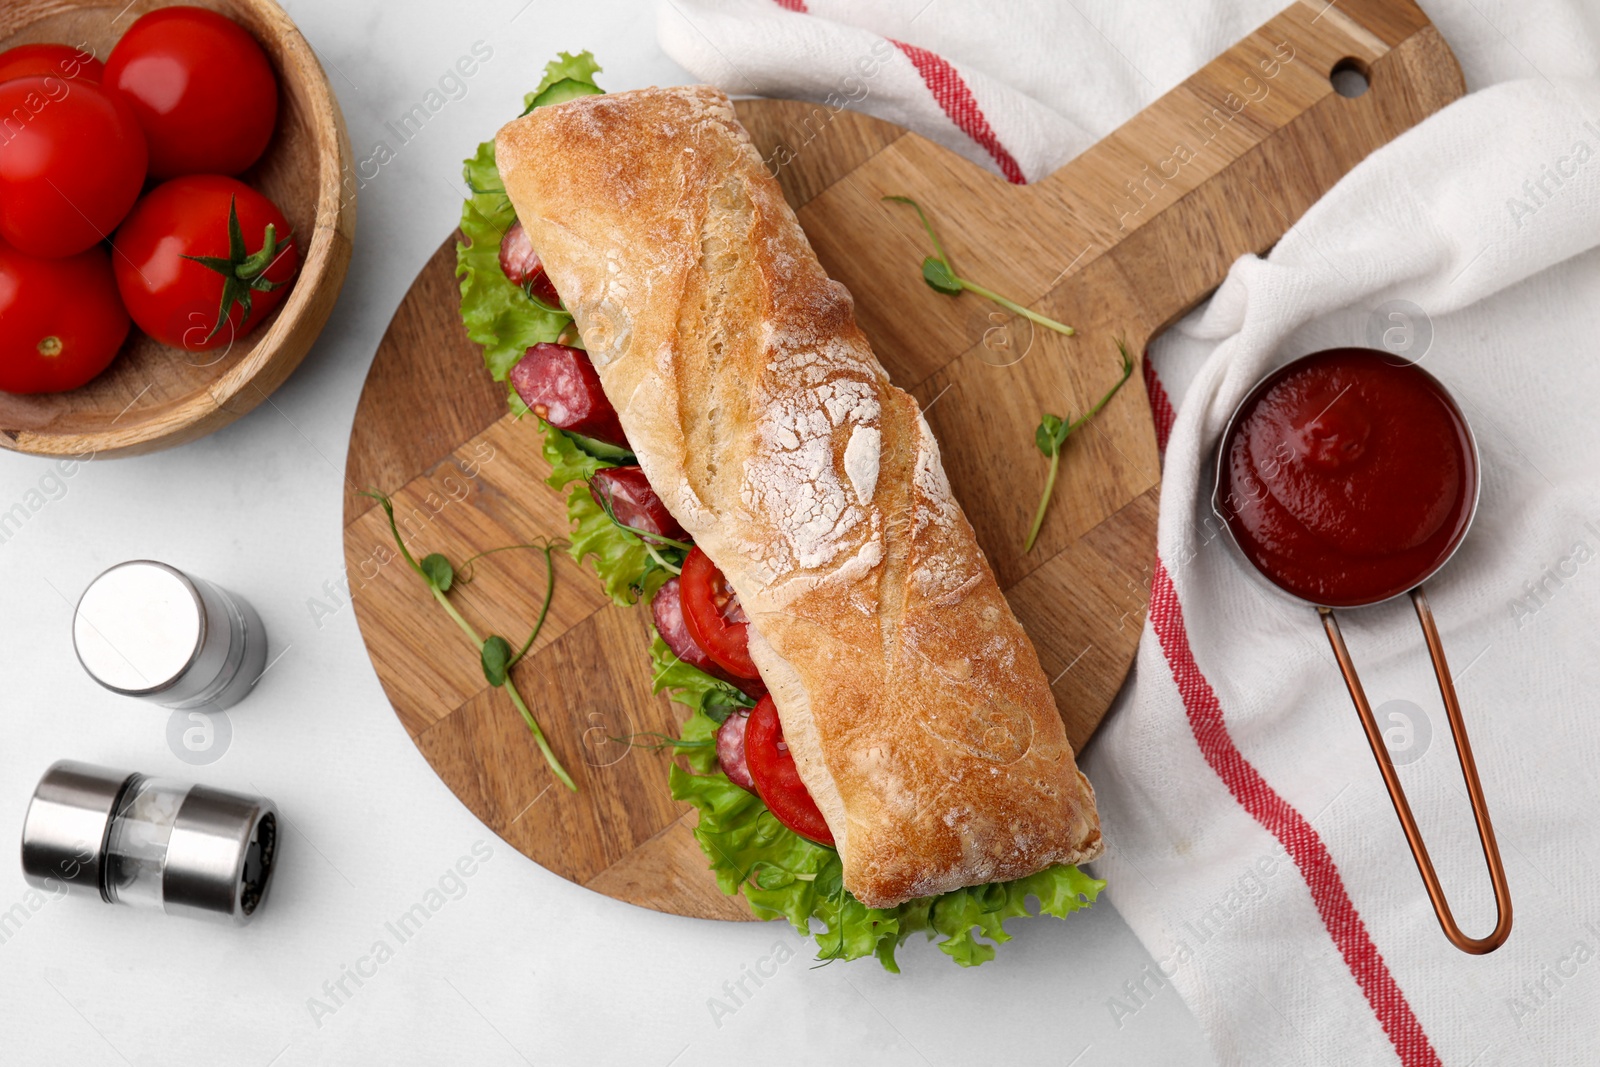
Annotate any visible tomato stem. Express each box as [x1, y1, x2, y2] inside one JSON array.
[[180, 195, 294, 343]]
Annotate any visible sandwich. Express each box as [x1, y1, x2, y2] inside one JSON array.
[[458, 52, 1104, 969]]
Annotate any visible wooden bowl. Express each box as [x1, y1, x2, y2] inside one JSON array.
[[0, 0, 355, 458]]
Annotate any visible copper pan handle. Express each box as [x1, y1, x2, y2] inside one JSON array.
[[1318, 588, 1513, 954]]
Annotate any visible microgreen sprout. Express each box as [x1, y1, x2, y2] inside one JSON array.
[[362, 490, 575, 791], [884, 195, 1076, 336], [1023, 340, 1136, 553]]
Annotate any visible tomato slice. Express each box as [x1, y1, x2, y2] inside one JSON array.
[[680, 546, 760, 680], [744, 696, 834, 846]]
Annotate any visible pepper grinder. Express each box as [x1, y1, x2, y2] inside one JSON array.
[[21, 761, 278, 924]]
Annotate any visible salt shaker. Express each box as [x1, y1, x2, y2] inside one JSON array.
[[72, 560, 268, 711]]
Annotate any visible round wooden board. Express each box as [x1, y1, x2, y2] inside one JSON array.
[[343, 5, 1464, 922]]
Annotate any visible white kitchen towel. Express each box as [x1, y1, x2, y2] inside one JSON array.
[[661, 2, 1600, 1065]]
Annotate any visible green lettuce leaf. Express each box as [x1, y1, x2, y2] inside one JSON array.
[[455, 52, 604, 388], [659, 656, 1105, 972], [648, 635, 751, 773], [647, 633, 734, 707], [540, 419, 608, 489], [668, 763, 1102, 971], [567, 483, 658, 605], [456, 140, 568, 385], [522, 51, 605, 112]]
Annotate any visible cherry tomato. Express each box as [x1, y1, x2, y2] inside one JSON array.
[[499, 221, 561, 307], [680, 546, 760, 680], [112, 176, 298, 352], [0, 236, 128, 393], [745, 696, 834, 846], [0, 44, 104, 85], [104, 6, 278, 178], [0, 77, 147, 257]]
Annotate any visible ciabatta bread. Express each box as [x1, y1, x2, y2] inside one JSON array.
[[495, 85, 1102, 908]]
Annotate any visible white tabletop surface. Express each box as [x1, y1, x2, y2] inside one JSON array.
[[0, 2, 1214, 1063]]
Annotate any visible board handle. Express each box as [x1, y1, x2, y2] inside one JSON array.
[[1027, 0, 1465, 340]]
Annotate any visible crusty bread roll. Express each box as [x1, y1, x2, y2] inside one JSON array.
[[496, 85, 1102, 907]]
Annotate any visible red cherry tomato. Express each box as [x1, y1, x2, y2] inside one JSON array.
[[112, 176, 298, 352], [0, 44, 104, 85], [0, 77, 147, 257], [680, 546, 760, 680], [0, 236, 128, 393], [104, 6, 278, 178], [745, 696, 834, 846]]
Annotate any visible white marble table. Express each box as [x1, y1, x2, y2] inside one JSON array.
[[0, 1, 1213, 1062]]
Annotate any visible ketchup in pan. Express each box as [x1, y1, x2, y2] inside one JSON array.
[[1218, 347, 1477, 607], [1215, 347, 1511, 956]]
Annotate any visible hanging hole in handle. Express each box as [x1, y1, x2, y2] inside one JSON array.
[[1330, 57, 1371, 98]]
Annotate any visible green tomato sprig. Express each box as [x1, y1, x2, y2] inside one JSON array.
[[362, 489, 575, 792], [1024, 340, 1135, 554]]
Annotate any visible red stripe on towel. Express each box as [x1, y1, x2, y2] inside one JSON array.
[[890, 39, 1026, 184], [1142, 353, 1175, 454], [1147, 560, 1441, 1067]]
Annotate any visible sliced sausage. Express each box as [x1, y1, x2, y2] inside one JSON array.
[[509, 342, 628, 448], [653, 576, 720, 675], [716, 709, 756, 792], [498, 220, 561, 307], [590, 466, 686, 542]]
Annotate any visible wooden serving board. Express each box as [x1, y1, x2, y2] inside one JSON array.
[[343, 0, 1462, 922]]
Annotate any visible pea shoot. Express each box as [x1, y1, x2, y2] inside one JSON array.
[[1024, 341, 1136, 554], [884, 195, 1076, 336], [886, 195, 1136, 554], [362, 490, 575, 792]]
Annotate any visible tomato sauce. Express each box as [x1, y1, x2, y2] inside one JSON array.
[[1218, 348, 1477, 607]]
